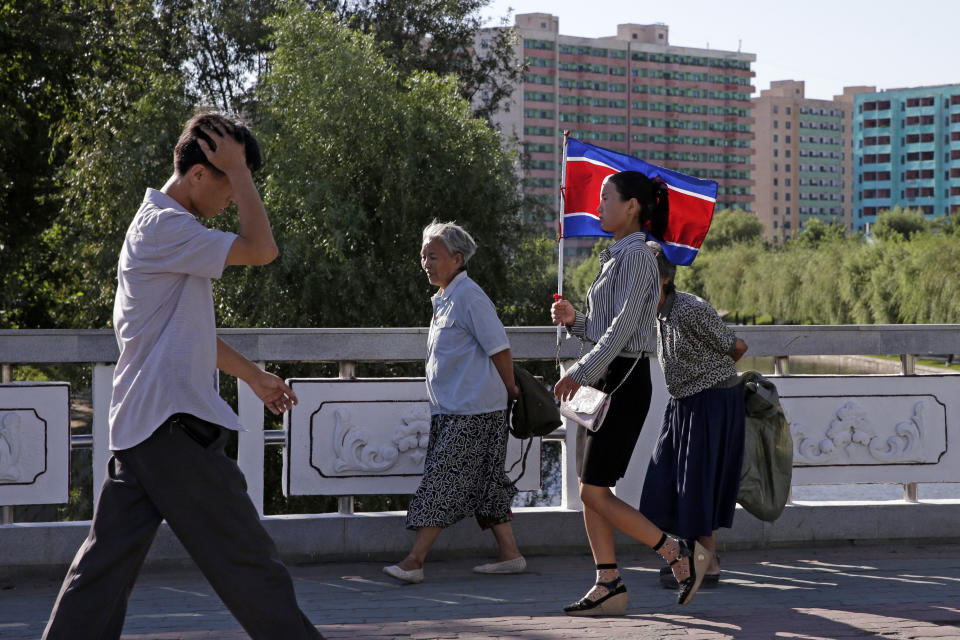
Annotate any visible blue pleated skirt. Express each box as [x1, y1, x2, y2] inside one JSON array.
[[639, 384, 746, 540]]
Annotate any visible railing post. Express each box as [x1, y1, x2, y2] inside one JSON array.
[[237, 362, 267, 516], [558, 360, 582, 511], [1, 364, 12, 524], [337, 361, 356, 515], [903, 483, 919, 502], [774, 356, 789, 376], [338, 361, 357, 380], [900, 354, 916, 376], [91, 364, 114, 503]]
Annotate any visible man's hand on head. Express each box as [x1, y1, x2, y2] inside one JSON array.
[[196, 124, 248, 177]]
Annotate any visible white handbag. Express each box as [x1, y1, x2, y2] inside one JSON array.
[[559, 356, 643, 432], [559, 385, 612, 432]]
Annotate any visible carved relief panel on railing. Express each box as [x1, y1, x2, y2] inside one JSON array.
[[0, 383, 70, 506], [318, 403, 431, 476], [0, 411, 46, 483], [777, 375, 959, 485], [285, 379, 540, 496], [789, 398, 942, 465]]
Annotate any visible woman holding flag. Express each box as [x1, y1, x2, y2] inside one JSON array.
[[551, 171, 712, 613]]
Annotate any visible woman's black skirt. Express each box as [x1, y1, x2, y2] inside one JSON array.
[[575, 356, 652, 487]]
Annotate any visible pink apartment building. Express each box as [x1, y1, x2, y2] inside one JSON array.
[[480, 12, 756, 234]]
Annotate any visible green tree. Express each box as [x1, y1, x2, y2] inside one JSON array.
[[0, 0, 81, 328], [790, 218, 848, 249], [896, 234, 960, 323], [836, 242, 883, 324], [871, 206, 929, 241], [321, 0, 523, 120], [563, 240, 608, 309], [932, 210, 960, 236], [156, 0, 279, 112], [681, 243, 766, 318], [212, 3, 546, 331], [700, 208, 764, 251], [43, 0, 193, 328]]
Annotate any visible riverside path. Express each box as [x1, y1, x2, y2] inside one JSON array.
[[2, 543, 959, 639]]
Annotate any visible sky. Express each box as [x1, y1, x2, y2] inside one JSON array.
[[480, 0, 960, 101]]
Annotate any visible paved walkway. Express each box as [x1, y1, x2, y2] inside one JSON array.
[[3, 544, 960, 639]]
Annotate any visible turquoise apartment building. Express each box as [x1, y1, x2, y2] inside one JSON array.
[[853, 84, 960, 231]]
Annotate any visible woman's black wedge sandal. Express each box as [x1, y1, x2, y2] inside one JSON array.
[[563, 576, 628, 616], [652, 534, 712, 605], [659, 552, 720, 588]]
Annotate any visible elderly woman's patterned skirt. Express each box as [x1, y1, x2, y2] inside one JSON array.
[[405, 410, 517, 530]]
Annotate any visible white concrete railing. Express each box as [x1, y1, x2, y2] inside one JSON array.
[[2, 325, 960, 525]]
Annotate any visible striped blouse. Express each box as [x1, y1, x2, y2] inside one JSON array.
[[565, 231, 660, 386]]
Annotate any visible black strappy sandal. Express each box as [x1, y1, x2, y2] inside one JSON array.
[[563, 576, 628, 616], [653, 534, 712, 605], [659, 552, 720, 588]]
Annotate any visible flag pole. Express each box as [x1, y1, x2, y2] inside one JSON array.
[[556, 131, 570, 347]]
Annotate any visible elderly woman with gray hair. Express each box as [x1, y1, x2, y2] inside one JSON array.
[[640, 240, 748, 589], [383, 221, 525, 584]]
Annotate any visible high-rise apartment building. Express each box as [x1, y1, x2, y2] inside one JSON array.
[[752, 81, 873, 240], [853, 84, 960, 231], [479, 13, 756, 222]]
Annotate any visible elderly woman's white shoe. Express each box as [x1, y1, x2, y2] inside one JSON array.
[[473, 556, 526, 574], [383, 564, 424, 584]]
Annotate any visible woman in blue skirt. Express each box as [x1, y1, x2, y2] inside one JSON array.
[[640, 240, 748, 588]]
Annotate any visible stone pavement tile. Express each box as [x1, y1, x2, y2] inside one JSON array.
[[4, 543, 960, 639]]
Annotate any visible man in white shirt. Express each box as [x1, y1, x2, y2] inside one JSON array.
[[43, 113, 323, 639]]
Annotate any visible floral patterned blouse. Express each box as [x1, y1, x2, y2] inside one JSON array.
[[656, 291, 739, 398]]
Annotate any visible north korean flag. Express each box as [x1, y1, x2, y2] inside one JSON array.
[[563, 137, 718, 266]]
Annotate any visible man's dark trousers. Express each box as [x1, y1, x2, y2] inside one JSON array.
[[43, 415, 323, 640]]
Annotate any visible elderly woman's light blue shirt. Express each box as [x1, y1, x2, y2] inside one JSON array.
[[426, 271, 510, 415]]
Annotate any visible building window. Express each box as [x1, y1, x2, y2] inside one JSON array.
[[786, 107, 791, 114], [774, 120, 779, 128]]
